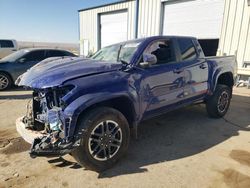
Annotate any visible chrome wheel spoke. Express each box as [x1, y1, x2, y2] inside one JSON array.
[[110, 137, 121, 143], [90, 138, 101, 143], [107, 145, 111, 159], [110, 142, 120, 148], [88, 120, 122, 161], [92, 143, 101, 152], [104, 121, 110, 134], [217, 91, 229, 113], [112, 128, 120, 136], [94, 148, 103, 156], [103, 148, 108, 159], [91, 132, 102, 137], [0, 75, 8, 89]]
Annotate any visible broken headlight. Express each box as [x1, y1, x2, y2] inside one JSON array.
[[46, 85, 75, 109], [47, 107, 64, 131]]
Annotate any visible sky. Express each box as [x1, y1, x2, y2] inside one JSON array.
[[0, 0, 120, 43]]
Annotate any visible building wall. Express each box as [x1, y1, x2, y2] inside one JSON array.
[[80, 0, 250, 65], [218, 0, 250, 67], [137, 0, 162, 38], [79, 0, 136, 55]]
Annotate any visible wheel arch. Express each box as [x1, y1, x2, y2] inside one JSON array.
[[213, 71, 234, 92], [76, 96, 137, 128], [65, 94, 138, 139]]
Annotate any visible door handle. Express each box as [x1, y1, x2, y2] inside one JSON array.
[[199, 64, 207, 69], [173, 68, 183, 74]]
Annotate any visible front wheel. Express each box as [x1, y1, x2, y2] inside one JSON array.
[[72, 107, 130, 171], [206, 84, 232, 118]]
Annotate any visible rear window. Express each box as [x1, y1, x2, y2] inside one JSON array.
[[177, 38, 197, 61], [0, 40, 14, 48]]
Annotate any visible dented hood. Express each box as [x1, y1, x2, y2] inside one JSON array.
[[16, 57, 123, 89]]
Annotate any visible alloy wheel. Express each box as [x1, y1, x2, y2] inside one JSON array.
[[88, 120, 122, 161], [0, 75, 9, 90], [217, 91, 229, 113]]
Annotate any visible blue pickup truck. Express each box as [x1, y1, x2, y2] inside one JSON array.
[[16, 36, 236, 171]]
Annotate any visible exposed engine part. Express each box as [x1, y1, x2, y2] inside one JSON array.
[[24, 89, 66, 133], [23, 86, 75, 158], [30, 135, 80, 158]]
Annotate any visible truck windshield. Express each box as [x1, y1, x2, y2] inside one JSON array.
[[91, 41, 141, 63]]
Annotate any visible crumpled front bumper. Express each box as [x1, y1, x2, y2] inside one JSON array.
[[16, 117, 78, 158], [16, 117, 45, 144]]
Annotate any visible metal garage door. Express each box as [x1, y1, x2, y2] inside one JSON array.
[[162, 0, 225, 39], [100, 11, 128, 48]]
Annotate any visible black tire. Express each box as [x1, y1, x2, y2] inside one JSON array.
[[72, 107, 130, 172], [206, 84, 232, 118], [0, 72, 12, 91]]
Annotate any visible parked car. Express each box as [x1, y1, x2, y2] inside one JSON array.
[[0, 48, 76, 90], [0, 39, 18, 59], [16, 36, 236, 171]]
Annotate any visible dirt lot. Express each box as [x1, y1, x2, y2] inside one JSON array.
[[0, 87, 250, 188]]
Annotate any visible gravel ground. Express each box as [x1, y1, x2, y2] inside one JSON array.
[[0, 87, 249, 188]]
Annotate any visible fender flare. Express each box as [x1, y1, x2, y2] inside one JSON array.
[[63, 92, 137, 138], [211, 66, 234, 93]]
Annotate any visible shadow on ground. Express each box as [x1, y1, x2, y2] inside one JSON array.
[[48, 157, 82, 169], [41, 94, 250, 177]]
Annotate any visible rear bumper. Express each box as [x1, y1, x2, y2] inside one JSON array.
[[16, 117, 45, 144]]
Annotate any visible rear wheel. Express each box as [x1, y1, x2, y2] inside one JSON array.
[[206, 84, 232, 118], [0, 72, 12, 91], [72, 107, 130, 171]]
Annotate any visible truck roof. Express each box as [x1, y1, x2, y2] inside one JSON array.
[[105, 35, 197, 47]]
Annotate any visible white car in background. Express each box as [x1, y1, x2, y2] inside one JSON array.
[[0, 40, 18, 59]]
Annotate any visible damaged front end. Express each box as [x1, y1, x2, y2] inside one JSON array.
[[18, 85, 79, 158]]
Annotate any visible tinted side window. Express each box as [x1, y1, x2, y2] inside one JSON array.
[[144, 40, 175, 65], [22, 50, 46, 62], [47, 50, 67, 57], [0, 40, 14, 48], [178, 39, 197, 61], [64, 51, 76, 57]]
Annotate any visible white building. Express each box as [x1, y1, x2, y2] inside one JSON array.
[[79, 0, 250, 67]]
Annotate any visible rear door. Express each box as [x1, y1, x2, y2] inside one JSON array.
[[176, 38, 209, 99]]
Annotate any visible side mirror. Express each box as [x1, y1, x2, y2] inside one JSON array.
[[18, 58, 26, 63], [140, 54, 157, 68]]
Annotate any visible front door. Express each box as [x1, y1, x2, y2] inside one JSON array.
[[139, 39, 185, 119]]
